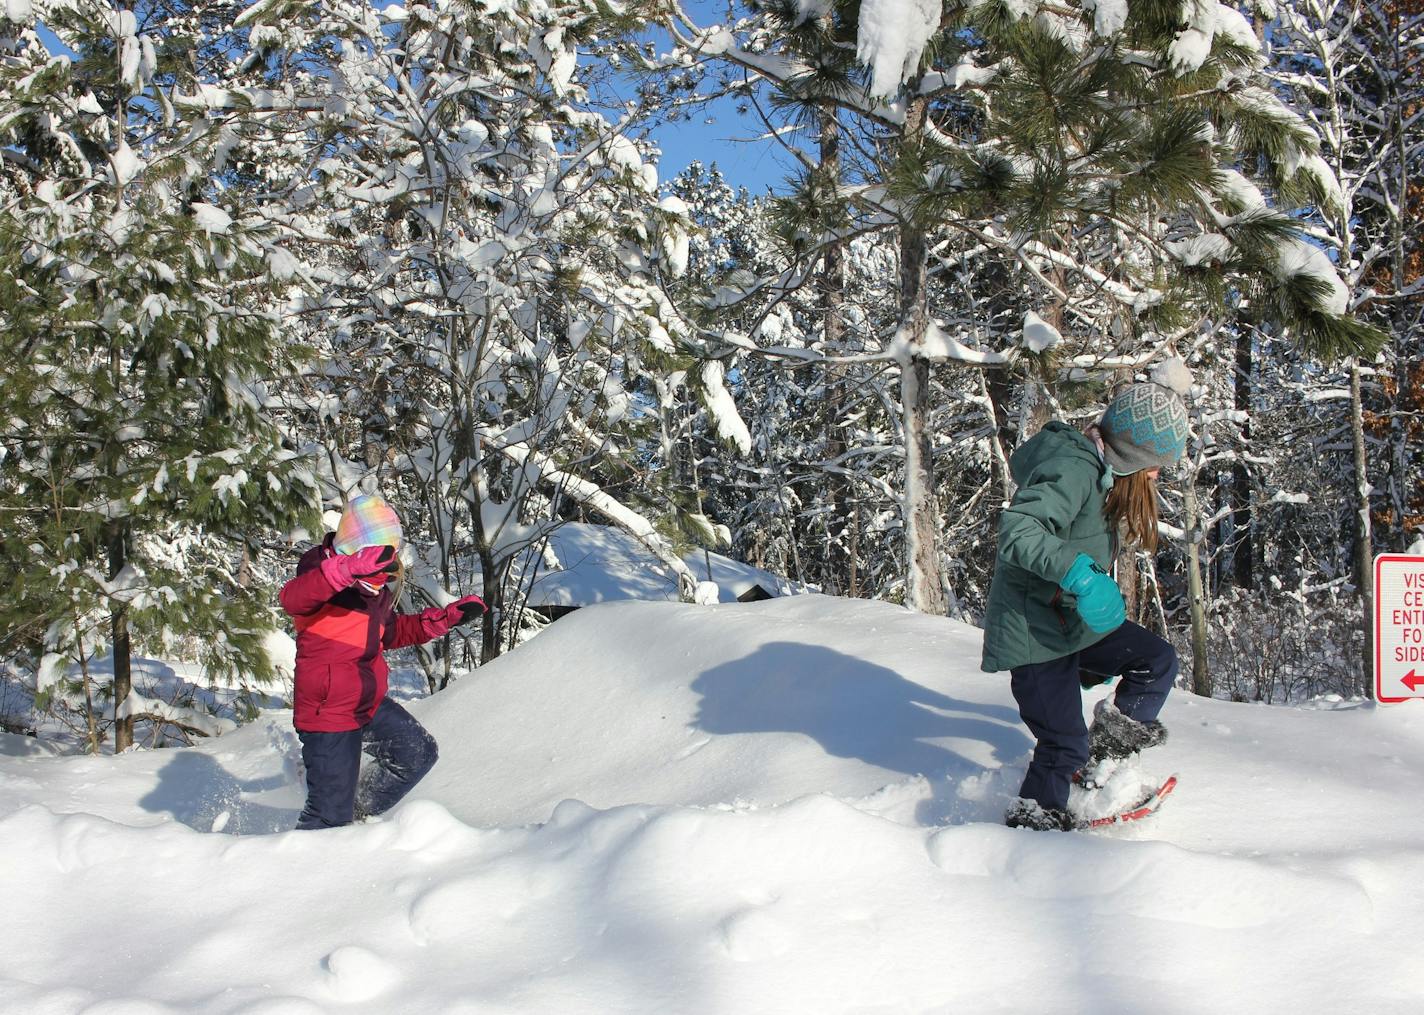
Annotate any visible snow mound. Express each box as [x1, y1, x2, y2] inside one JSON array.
[[3, 597, 1424, 1012], [418, 597, 1027, 827]]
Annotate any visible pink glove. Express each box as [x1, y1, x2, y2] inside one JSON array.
[[320, 544, 396, 590], [444, 594, 486, 627]]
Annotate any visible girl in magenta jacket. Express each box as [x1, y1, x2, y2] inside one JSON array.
[[279, 494, 483, 829]]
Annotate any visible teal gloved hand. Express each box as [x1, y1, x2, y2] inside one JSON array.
[[1060, 553, 1125, 633]]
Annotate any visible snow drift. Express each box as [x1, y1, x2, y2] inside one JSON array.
[[2, 596, 1423, 1013]]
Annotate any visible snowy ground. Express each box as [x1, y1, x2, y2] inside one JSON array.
[[3, 596, 1423, 1014]]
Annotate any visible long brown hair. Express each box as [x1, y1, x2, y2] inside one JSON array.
[[1105, 470, 1160, 551], [387, 556, 406, 605]]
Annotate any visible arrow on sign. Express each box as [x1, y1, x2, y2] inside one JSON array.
[[1404, 670, 1424, 691]]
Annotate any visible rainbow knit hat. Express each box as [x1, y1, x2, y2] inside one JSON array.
[[333, 495, 403, 556]]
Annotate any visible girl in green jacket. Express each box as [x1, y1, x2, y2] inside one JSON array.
[[981, 359, 1193, 831]]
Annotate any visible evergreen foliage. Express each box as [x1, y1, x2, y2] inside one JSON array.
[[0, 1, 320, 748]]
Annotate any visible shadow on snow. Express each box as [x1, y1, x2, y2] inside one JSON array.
[[691, 641, 1029, 824], [139, 750, 299, 835]]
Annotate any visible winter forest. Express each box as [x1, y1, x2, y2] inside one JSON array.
[[0, 0, 1420, 751]]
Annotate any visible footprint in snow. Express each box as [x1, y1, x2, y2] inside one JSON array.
[[231, 996, 328, 1015], [719, 906, 795, 961], [408, 873, 530, 945], [322, 945, 400, 1002], [676, 736, 711, 760]]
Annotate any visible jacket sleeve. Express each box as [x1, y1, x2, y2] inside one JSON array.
[[997, 457, 1098, 585], [278, 555, 339, 618], [383, 607, 454, 650]]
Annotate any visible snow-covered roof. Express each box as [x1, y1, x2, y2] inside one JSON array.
[[523, 522, 789, 608]]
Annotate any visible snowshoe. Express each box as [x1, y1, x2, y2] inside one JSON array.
[[1078, 775, 1177, 829], [1088, 699, 1168, 763]]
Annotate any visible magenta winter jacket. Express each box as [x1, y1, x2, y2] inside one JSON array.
[[279, 538, 454, 733]]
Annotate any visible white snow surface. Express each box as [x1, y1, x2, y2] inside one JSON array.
[[191, 202, 234, 235], [3, 596, 1423, 1013], [110, 139, 142, 187], [1169, 0, 1218, 76], [793, 0, 834, 23]]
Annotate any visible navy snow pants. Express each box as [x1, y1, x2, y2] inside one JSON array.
[[1009, 620, 1178, 812], [295, 697, 439, 830]]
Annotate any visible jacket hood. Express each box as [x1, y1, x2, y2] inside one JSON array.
[[1008, 421, 1105, 487]]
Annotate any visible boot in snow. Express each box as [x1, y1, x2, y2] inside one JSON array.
[[1004, 798, 1077, 832], [1088, 699, 1168, 762]]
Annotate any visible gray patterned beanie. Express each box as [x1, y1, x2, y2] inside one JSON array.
[[1099, 357, 1193, 475]]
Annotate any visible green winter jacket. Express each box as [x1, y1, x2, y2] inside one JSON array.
[[980, 422, 1116, 672]]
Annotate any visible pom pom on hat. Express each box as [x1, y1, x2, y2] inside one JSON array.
[[333, 494, 403, 556], [1099, 358, 1193, 475], [1149, 356, 1194, 396]]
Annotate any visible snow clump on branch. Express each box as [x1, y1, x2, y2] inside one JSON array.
[[856, 0, 943, 99], [1020, 310, 1062, 353]]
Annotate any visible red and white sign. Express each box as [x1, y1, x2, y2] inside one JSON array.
[[1375, 554, 1424, 702]]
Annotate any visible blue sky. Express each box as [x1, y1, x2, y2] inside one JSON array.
[[629, 1, 801, 196], [643, 89, 800, 197]]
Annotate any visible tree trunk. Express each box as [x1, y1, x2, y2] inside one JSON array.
[[1350, 359, 1375, 699], [1182, 476, 1211, 697], [108, 527, 133, 753], [1111, 365, 1138, 617], [983, 370, 1014, 505], [1017, 374, 1051, 442], [901, 356, 945, 613], [898, 94, 947, 615], [820, 106, 851, 596], [237, 543, 254, 589], [848, 496, 861, 598], [1232, 325, 1254, 589], [477, 544, 505, 669], [1118, 548, 1140, 623], [106, 32, 134, 754], [74, 615, 103, 755], [107, 309, 133, 751]]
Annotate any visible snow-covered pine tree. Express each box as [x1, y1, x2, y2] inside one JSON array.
[[1245, 0, 1424, 693], [1368, 0, 1424, 554], [657, 0, 1387, 618], [750, 4, 867, 596], [658, 164, 786, 573], [233, 0, 699, 676], [0, 2, 320, 751], [660, 158, 914, 600]]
